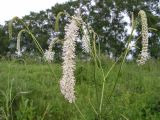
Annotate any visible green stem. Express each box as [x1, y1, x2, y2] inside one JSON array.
[[107, 27, 135, 102], [88, 98, 98, 116], [74, 102, 86, 120], [99, 22, 136, 118], [91, 33, 100, 116]]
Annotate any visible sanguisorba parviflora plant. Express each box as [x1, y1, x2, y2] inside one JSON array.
[[81, 23, 91, 53], [59, 10, 150, 119], [16, 29, 27, 57], [60, 15, 82, 103], [137, 10, 149, 65], [9, 16, 44, 55], [44, 37, 59, 63], [9, 16, 62, 62]]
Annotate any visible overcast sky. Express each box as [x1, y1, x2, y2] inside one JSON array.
[[0, 0, 69, 25]]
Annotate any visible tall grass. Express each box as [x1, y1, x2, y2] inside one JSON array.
[[0, 60, 160, 119]]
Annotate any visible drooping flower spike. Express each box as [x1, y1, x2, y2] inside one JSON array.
[[81, 23, 91, 53], [137, 10, 149, 65], [43, 37, 58, 62], [60, 15, 82, 103]]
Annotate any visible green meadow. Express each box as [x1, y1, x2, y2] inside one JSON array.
[[0, 59, 160, 120]]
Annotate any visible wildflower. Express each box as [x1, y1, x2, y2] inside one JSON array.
[[81, 24, 90, 53], [60, 16, 81, 103], [44, 36, 58, 62], [137, 10, 149, 65], [15, 29, 26, 57], [44, 50, 54, 62], [48, 37, 58, 52], [15, 50, 22, 57]]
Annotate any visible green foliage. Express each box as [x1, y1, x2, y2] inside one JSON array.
[[0, 60, 160, 119], [0, 25, 9, 55], [15, 98, 35, 120]]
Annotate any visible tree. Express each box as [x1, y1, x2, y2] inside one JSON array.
[[0, 25, 9, 55], [0, 0, 159, 60]]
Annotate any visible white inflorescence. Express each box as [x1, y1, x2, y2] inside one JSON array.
[[44, 50, 55, 62], [60, 16, 81, 103], [15, 50, 22, 57], [44, 37, 58, 63], [16, 30, 23, 57], [137, 10, 149, 65], [82, 24, 90, 53], [48, 37, 58, 52]]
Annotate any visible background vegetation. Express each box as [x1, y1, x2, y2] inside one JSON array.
[[0, 0, 159, 60], [0, 59, 160, 119]]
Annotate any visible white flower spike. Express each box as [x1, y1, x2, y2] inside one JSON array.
[[60, 15, 82, 103], [137, 10, 149, 65]]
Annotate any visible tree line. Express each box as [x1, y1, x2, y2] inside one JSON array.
[[0, 0, 159, 60]]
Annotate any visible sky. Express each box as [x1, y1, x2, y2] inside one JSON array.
[[0, 0, 69, 25]]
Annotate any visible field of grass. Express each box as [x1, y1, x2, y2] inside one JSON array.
[[0, 59, 160, 120]]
